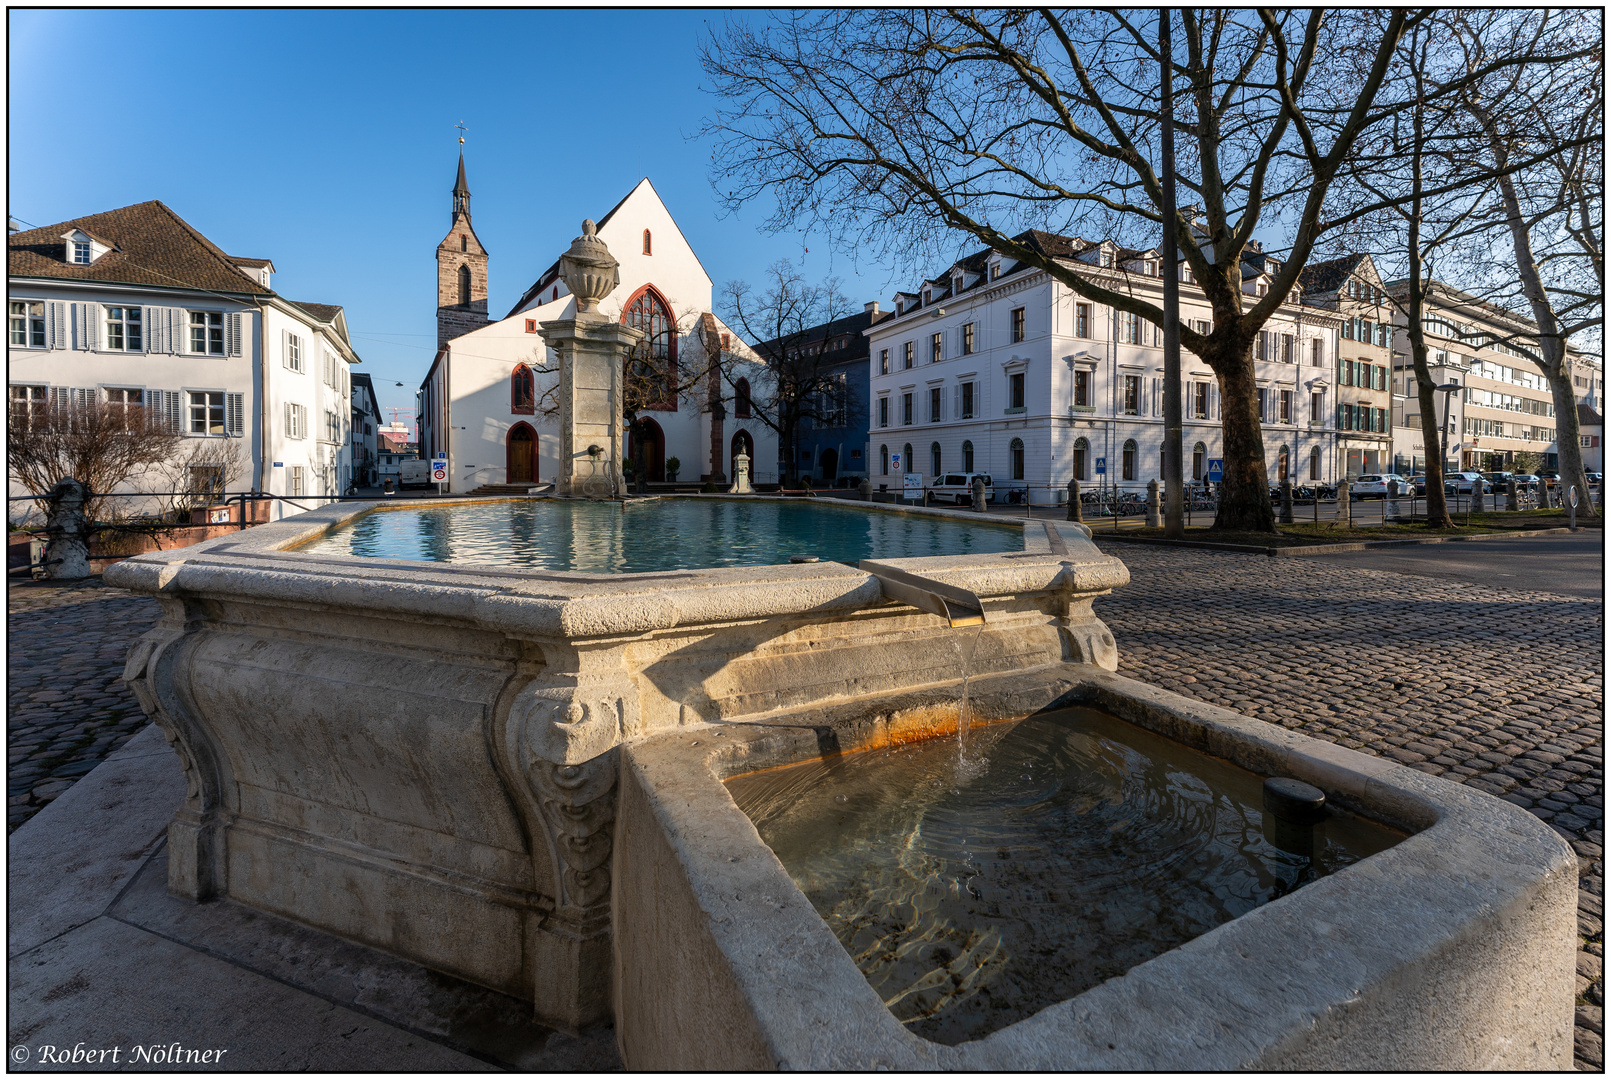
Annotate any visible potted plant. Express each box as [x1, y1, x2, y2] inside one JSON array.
[[666, 457, 681, 483]]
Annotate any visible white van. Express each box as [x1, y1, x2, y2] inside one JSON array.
[[929, 473, 994, 505]]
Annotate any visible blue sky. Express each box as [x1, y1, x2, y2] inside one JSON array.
[[8, 9, 900, 426]]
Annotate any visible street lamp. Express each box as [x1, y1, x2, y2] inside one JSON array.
[[1435, 382, 1461, 478]]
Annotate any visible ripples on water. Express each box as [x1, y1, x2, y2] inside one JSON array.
[[726, 707, 1403, 1046], [294, 499, 1023, 572]]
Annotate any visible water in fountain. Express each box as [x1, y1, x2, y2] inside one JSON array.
[[951, 623, 988, 783], [727, 706, 1403, 1046]]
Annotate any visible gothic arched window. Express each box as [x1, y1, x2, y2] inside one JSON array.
[[643, 229, 653, 255], [511, 364, 535, 415], [735, 377, 752, 418], [623, 286, 677, 409], [930, 442, 942, 476], [962, 439, 974, 473], [458, 264, 471, 306]]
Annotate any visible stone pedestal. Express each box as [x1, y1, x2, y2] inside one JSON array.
[[730, 452, 752, 494], [540, 317, 642, 497], [1279, 479, 1295, 524], [1506, 481, 1519, 512], [1145, 480, 1161, 527], [1337, 480, 1352, 526], [1066, 478, 1081, 522], [44, 477, 92, 579]]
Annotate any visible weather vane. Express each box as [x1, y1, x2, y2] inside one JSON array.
[[455, 120, 468, 145]]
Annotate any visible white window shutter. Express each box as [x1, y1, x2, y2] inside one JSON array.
[[226, 312, 242, 357], [169, 390, 182, 431], [145, 307, 162, 352], [73, 304, 86, 350], [50, 386, 70, 414], [227, 392, 244, 436], [285, 401, 293, 437], [164, 308, 179, 354], [83, 304, 98, 351], [76, 387, 95, 409], [48, 301, 68, 349]]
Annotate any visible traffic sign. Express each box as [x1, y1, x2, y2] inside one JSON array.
[[890, 452, 903, 473], [1094, 456, 1107, 475], [1206, 458, 1224, 483], [432, 465, 448, 482]]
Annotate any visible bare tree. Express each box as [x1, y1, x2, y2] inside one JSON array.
[[701, 9, 1592, 531], [146, 436, 251, 520], [7, 400, 180, 523], [1455, 8, 1603, 515], [722, 262, 858, 487]]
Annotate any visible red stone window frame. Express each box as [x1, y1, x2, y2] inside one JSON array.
[[511, 363, 535, 415], [622, 284, 678, 411], [643, 229, 652, 256], [524, 319, 537, 333]]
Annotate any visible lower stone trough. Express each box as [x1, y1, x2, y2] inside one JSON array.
[[103, 496, 1578, 1070]]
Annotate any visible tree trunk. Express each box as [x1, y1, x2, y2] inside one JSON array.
[[1409, 349, 1456, 528], [1208, 346, 1274, 532]]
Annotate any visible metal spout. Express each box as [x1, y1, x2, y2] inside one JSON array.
[[860, 563, 986, 628]]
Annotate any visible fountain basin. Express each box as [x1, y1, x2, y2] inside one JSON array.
[[101, 497, 1125, 1031], [614, 666, 1578, 1070]]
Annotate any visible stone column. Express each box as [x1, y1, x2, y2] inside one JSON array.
[[1385, 479, 1400, 521], [1279, 479, 1295, 524], [1506, 481, 1519, 512], [1145, 480, 1161, 527], [43, 477, 92, 579], [1336, 480, 1351, 526], [1066, 478, 1082, 522], [537, 221, 644, 498]]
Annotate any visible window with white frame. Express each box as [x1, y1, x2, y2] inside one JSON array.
[[189, 391, 225, 435], [325, 410, 342, 443], [286, 402, 307, 439], [10, 301, 46, 348], [1122, 374, 1140, 415], [960, 380, 975, 418], [931, 332, 943, 364], [105, 306, 142, 351], [878, 396, 889, 428], [72, 242, 91, 265], [289, 466, 305, 497], [9, 384, 47, 429], [928, 386, 942, 423], [285, 332, 304, 372], [1279, 389, 1293, 424], [1075, 303, 1092, 339], [190, 311, 224, 355], [1192, 381, 1209, 419], [879, 348, 890, 375], [962, 323, 974, 355], [1119, 311, 1140, 345], [105, 387, 144, 427]]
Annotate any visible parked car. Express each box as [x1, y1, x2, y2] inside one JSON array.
[[929, 472, 994, 505], [1349, 474, 1407, 499], [1406, 475, 1429, 495], [1444, 471, 1490, 494], [1588, 472, 1603, 484], [1540, 471, 1560, 487], [1482, 471, 1517, 489], [1512, 474, 1542, 488]]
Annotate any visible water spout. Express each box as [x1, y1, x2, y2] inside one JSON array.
[[860, 564, 986, 628]]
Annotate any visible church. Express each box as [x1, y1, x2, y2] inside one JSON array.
[[418, 152, 777, 492]]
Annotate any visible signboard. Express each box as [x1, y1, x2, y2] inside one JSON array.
[[903, 473, 923, 498], [208, 507, 230, 524], [432, 464, 448, 483], [272, 461, 284, 468], [890, 452, 903, 473], [1205, 458, 1224, 483], [1094, 456, 1107, 475]]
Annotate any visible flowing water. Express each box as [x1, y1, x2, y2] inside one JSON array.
[[726, 707, 1404, 1046], [293, 499, 1023, 572]]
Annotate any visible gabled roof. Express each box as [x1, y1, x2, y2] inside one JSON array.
[[229, 255, 274, 270], [1578, 404, 1602, 427], [8, 201, 272, 295], [285, 300, 352, 348], [504, 178, 710, 320], [1299, 253, 1369, 297]]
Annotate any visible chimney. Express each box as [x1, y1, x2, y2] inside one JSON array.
[[864, 301, 880, 315]]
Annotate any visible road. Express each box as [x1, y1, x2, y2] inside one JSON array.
[[1297, 531, 1604, 599]]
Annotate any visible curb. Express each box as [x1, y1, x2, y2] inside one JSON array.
[[1094, 526, 1578, 558]]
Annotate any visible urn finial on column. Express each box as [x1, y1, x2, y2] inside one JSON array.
[[559, 219, 620, 316]]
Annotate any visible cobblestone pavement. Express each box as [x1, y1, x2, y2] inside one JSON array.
[[6, 554, 1604, 1066], [7, 580, 163, 832], [1092, 540, 1604, 1070]]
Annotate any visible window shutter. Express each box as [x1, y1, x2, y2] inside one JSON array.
[[75, 387, 95, 409], [282, 329, 290, 369], [226, 312, 242, 357], [47, 301, 68, 349], [285, 402, 294, 438], [953, 384, 960, 419], [144, 308, 162, 352], [159, 390, 180, 431], [227, 392, 244, 436], [50, 386, 71, 415], [73, 304, 87, 350], [84, 304, 99, 351]]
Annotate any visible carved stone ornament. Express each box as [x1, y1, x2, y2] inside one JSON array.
[[558, 219, 619, 315]]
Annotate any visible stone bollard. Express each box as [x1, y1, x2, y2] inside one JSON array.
[[971, 476, 987, 513], [1145, 480, 1161, 527], [1336, 480, 1351, 527], [43, 477, 93, 579], [1506, 481, 1518, 512], [1279, 479, 1295, 524], [1066, 478, 1082, 522], [857, 477, 872, 502], [1539, 483, 1553, 509], [1385, 479, 1401, 521]]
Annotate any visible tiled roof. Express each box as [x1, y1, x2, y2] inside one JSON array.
[[8, 201, 272, 295], [1578, 404, 1602, 427], [1300, 254, 1369, 297], [228, 256, 273, 269], [288, 301, 343, 325], [754, 307, 890, 365]]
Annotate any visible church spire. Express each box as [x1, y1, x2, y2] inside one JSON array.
[[452, 148, 471, 221]]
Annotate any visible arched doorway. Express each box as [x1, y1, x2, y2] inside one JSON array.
[[507, 422, 536, 484], [730, 429, 754, 480], [820, 447, 839, 482], [628, 417, 666, 482]]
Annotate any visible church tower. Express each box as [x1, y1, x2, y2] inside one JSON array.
[[436, 146, 490, 347]]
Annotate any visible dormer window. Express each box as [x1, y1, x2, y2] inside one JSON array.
[[1100, 250, 1113, 268], [923, 286, 932, 305], [72, 242, 91, 265], [952, 275, 963, 295], [989, 261, 1001, 281]]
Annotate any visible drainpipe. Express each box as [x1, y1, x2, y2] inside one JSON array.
[[256, 299, 271, 511]]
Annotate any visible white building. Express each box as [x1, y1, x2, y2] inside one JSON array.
[[418, 164, 777, 491], [8, 202, 359, 515], [865, 232, 1340, 503], [350, 371, 381, 488]]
